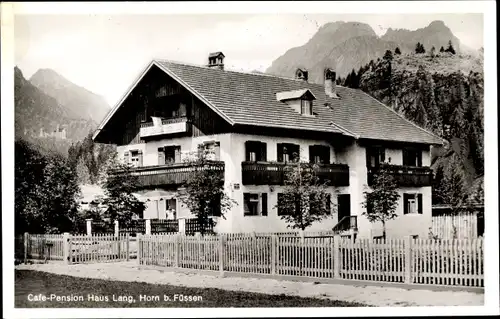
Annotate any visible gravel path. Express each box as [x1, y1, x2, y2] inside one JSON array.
[[15, 262, 484, 307]]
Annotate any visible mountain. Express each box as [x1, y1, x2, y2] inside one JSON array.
[[344, 52, 484, 205], [14, 66, 98, 154], [381, 20, 460, 53], [266, 20, 463, 82], [29, 68, 110, 123]]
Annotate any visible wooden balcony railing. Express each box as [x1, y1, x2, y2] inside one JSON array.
[[241, 161, 350, 186], [120, 161, 225, 188], [367, 164, 433, 187], [139, 116, 192, 138]]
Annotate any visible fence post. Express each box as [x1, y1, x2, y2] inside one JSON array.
[[333, 235, 340, 278], [63, 232, 70, 265], [114, 220, 119, 237], [219, 234, 225, 277], [405, 235, 412, 284], [145, 219, 151, 235], [137, 233, 142, 266], [24, 232, 29, 264], [174, 234, 180, 268], [86, 219, 92, 236], [178, 218, 186, 234], [271, 234, 277, 275], [126, 233, 130, 261]]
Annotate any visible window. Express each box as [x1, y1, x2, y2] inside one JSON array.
[[403, 147, 422, 167], [366, 146, 385, 167], [243, 193, 268, 216], [158, 146, 181, 164], [166, 199, 177, 220], [277, 193, 300, 216], [129, 150, 143, 167], [245, 141, 267, 162], [309, 193, 331, 215], [208, 195, 222, 217], [277, 143, 300, 163], [309, 145, 330, 164], [403, 193, 423, 214], [200, 141, 220, 161], [301, 99, 313, 115]]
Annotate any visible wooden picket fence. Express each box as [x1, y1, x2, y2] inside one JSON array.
[[21, 233, 131, 264], [70, 234, 130, 263], [138, 234, 484, 288], [24, 234, 66, 261], [431, 213, 478, 239]]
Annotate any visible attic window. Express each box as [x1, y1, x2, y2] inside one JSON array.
[[301, 99, 313, 115]]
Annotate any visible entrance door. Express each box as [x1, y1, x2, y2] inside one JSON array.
[[337, 194, 351, 221]]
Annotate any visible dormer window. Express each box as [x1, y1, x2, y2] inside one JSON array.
[[276, 89, 316, 116], [301, 99, 313, 115]]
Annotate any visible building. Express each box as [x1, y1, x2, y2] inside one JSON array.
[[93, 52, 443, 238], [39, 124, 67, 139]]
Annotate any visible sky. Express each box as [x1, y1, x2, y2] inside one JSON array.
[[14, 12, 484, 106]]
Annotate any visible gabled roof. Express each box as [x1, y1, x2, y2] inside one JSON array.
[[94, 59, 444, 145], [276, 88, 317, 102]]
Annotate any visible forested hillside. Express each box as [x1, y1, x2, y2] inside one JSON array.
[[338, 49, 484, 206]]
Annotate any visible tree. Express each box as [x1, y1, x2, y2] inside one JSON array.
[[68, 130, 116, 184], [76, 156, 91, 184], [15, 138, 81, 234], [430, 46, 436, 58], [445, 40, 456, 55], [362, 165, 401, 240], [383, 50, 393, 62], [179, 148, 237, 235], [100, 160, 145, 225], [394, 47, 401, 55], [274, 153, 334, 231], [415, 42, 426, 54], [440, 46, 445, 52]]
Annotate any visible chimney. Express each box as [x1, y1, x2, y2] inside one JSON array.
[[324, 68, 339, 98], [295, 68, 308, 82], [207, 52, 225, 70]]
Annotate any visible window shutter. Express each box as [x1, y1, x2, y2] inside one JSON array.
[[292, 144, 300, 161], [309, 145, 315, 163], [243, 193, 250, 215], [158, 147, 165, 165], [326, 194, 331, 214], [174, 146, 181, 163], [277, 193, 282, 216], [138, 151, 143, 167], [214, 142, 221, 161], [380, 148, 385, 163], [197, 143, 204, 159], [417, 151, 422, 167], [260, 142, 267, 162], [403, 149, 408, 166], [403, 194, 409, 215], [261, 193, 268, 216], [417, 194, 423, 214], [245, 141, 251, 161], [277, 143, 283, 162], [124, 151, 130, 164]]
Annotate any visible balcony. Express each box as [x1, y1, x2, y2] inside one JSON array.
[[241, 161, 350, 186], [124, 161, 225, 188], [139, 117, 191, 139], [367, 164, 433, 187]]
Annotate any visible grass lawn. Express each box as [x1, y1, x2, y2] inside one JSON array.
[[15, 270, 368, 308]]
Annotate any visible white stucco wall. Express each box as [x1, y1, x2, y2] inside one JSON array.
[[117, 134, 433, 238], [352, 144, 432, 239]]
